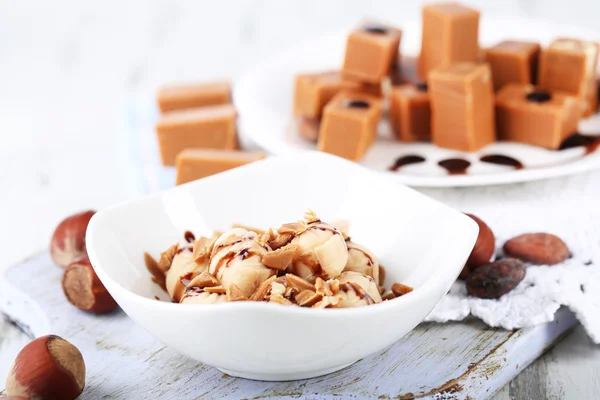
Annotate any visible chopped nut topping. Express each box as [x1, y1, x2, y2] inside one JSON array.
[[285, 274, 316, 292], [312, 295, 341, 308], [204, 286, 227, 294], [391, 283, 413, 297], [381, 292, 396, 301], [378, 285, 385, 295], [231, 223, 266, 235], [192, 236, 215, 264], [278, 222, 307, 235], [249, 275, 277, 301], [328, 279, 340, 295], [379, 266, 386, 287], [304, 209, 320, 224], [295, 290, 323, 307], [315, 277, 334, 296], [158, 243, 179, 273], [268, 232, 294, 250], [227, 284, 248, 301], [270, 282, 287, 297], [187, 271, 219, 288], [284, 286, 295, 298], [256, 233, 270, 247], [219, 235, 243, 247], [262, 244, 299, 270], [270, 294, 293, 305]]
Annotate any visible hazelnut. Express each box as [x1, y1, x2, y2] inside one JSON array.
[[50, 210, 96, 268], [5, 335, 85, 400], [62, 257, 118, 314], [460, 214, 495, 279]]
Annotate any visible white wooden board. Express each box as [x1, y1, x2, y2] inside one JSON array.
[[0, 252, 577, 400]]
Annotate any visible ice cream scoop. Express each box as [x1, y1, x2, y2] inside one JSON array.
[[289, 222, 348, 282], [165, 248, 207, 303], [209, 228, 275, 298], [337, 271, 382, 307], [344, 241, 379, 284]]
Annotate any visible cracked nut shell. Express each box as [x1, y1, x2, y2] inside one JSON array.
[[62, 257, 118, 314]]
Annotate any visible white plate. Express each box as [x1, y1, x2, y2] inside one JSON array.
[[235, 17, 600, 187], [86, 152, 478, 381]]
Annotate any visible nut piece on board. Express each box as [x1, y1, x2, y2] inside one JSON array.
[[503, 233, 570, 265]]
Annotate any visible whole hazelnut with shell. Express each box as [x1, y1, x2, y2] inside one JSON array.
[[50, 210, 96, 268], [5, 335, 86, 400], [460, 214, 496, 279], [62, 257, 118, 314]]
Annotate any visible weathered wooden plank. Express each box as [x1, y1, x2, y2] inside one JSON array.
[[0, 252, 576, 399]]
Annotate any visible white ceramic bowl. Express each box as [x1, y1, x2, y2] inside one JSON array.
[[86, 152, 478, 381]]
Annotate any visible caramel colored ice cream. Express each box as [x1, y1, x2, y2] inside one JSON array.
[[209, 228, 276, 298], [337, 271, 383, 307], [288, 221, 348, 282], [165, 249, 207, 303], [343, 241, 379, 284]]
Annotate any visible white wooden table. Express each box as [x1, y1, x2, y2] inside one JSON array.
[[1, 1, 600, 398]]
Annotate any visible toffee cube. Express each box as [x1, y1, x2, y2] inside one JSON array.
[[539, 38, 599, 116], [419, 3, 480, 77], [156, 104, 237, 166], [294, 71, 362, 118], [175, 149, 266, 185], [342, 21, 402, 83], [389, 84, 431, 142], [157, 81, 231, 113], [495, 84, 583, 149], [429, 63, 495, 152], [485, 40, 541, 91], [318, 92, 383, 161]]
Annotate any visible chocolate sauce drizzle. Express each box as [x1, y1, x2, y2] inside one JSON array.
[[387, 132, 600, 175], [559, 133, 600, 154], [480, 154, 523, 170], [184, 230, 195, 243], [388, 155, 426, 171], [438, 158, 471, 175]]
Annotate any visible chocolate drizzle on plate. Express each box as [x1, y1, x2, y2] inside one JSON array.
[[480, 154, 524, 169], [388, 155, 426, 171], [559, 133, 600, 154], [438, 158, 471, 175]]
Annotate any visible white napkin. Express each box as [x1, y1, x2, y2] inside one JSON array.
[[425, 210, 600, 343]]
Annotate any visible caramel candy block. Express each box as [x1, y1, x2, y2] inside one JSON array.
[[297, 117, 320, 142], [294, 71, 362, 118], [495, 84, 582, 149], [391, 56, 423, 86], [156, 104, 237, 166], [176, 149, 266, 185], [318, 92, 383, 161], [342, 21, 402, 83], [390, 84, 431, 142], [539, 38, 600, 116], [485, 41, 541, 91], [429, 63, 495, 151], [419, 3, 480, 77], [157, 81, 231, 113]]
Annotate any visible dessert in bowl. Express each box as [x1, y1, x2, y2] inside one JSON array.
[[86, 152, 478, 381]]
